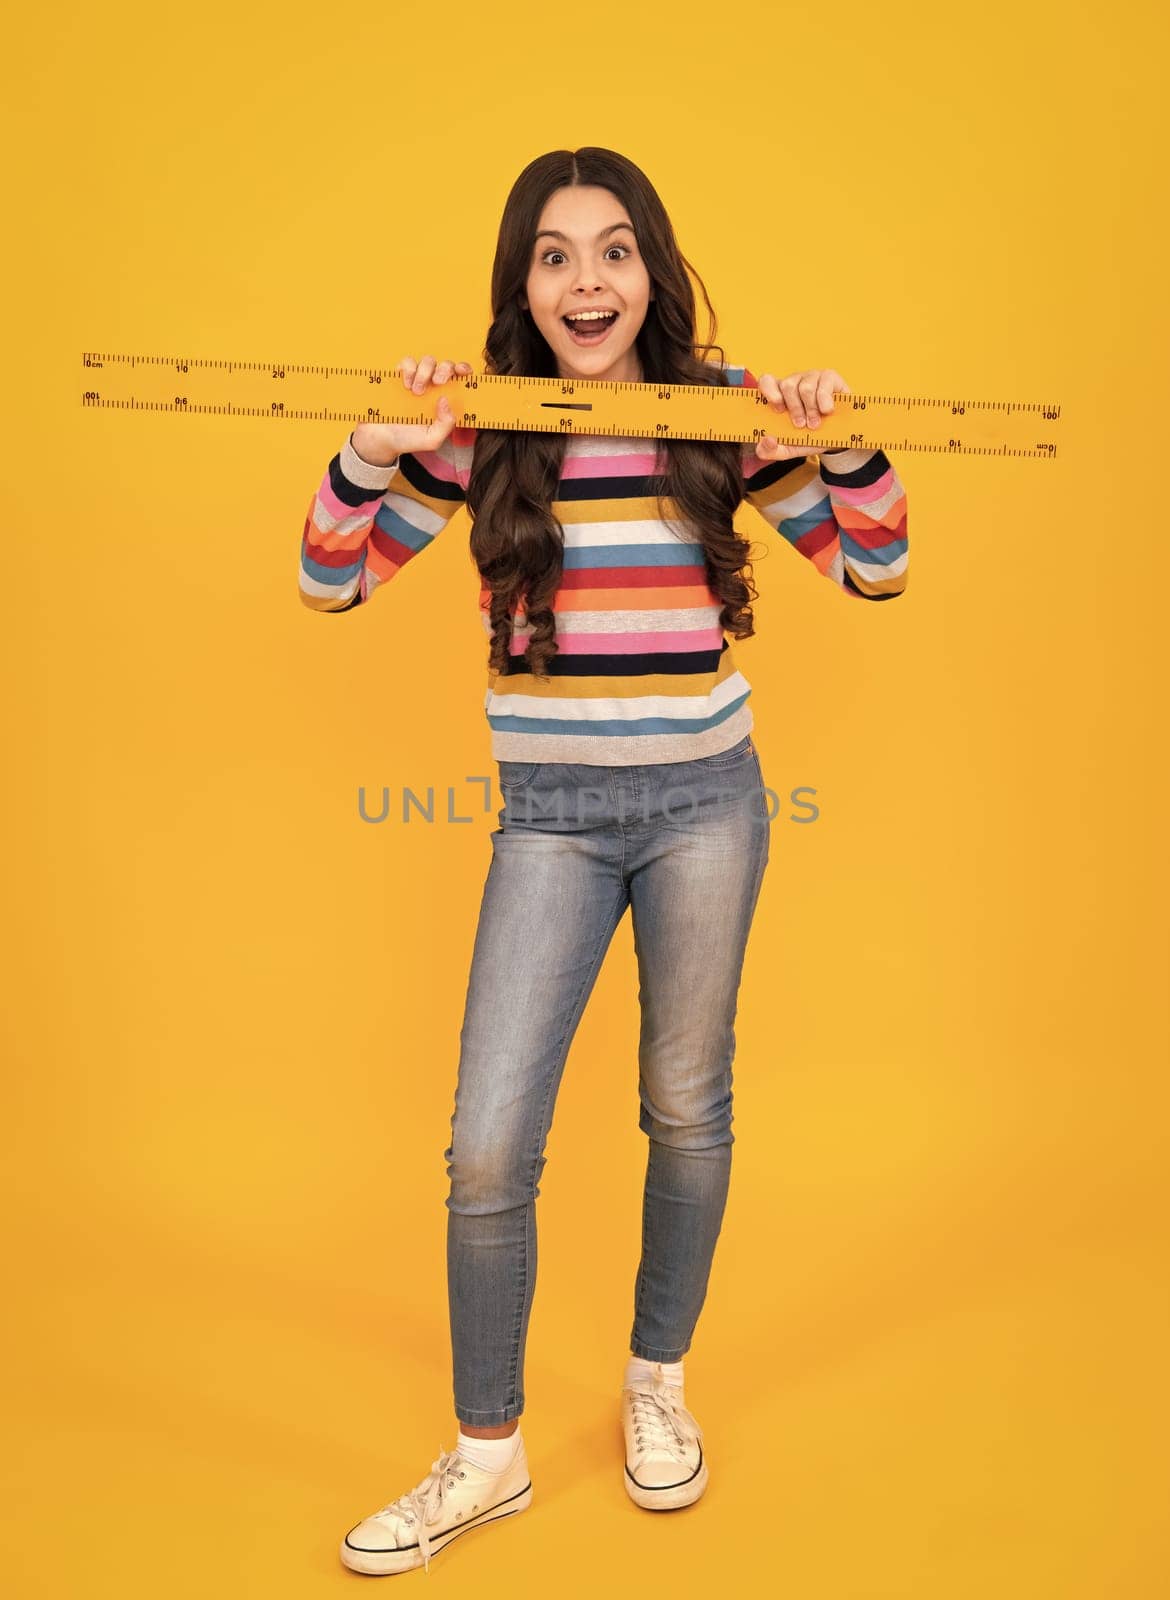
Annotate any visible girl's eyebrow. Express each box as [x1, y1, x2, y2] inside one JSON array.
[[534, 223, 636, 243]]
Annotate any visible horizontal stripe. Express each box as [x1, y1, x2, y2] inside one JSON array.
[[486, 673, 750, 723], [485, 691, 752, 739], [492, 645, 731, 678], [486, 659, 743, 700], [508, 628, 724, 655], [530, 594, 715, 621], [509, 605, 722, 632], [558, 447, 663, 477], [490, 702, 755, 766], [556, 568, 709, 592], [559, 542, 708, 570], [550, 520, 697, 547]]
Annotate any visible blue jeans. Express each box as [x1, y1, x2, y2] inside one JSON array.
[[443, 734, 771, 1425]]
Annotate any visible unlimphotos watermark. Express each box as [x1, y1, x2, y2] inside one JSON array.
[[356, 778, 820, 825]]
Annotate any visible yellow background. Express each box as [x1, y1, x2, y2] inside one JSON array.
[[3, 1, 1167, 1594]]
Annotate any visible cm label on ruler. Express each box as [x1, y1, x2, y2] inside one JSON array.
[[80, 352, 1062, 460]]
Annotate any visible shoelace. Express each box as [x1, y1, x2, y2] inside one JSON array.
[[624, 1375, 703, 1464], [373, 1446, 469, 1573]]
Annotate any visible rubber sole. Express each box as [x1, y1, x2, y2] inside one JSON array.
[[339, 1481, 533, 1576], [623, 1455, 709, 1511]]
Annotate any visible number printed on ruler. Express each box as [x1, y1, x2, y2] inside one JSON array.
[[81, 349, 1063, 459]]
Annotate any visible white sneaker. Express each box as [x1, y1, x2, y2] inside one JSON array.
[[340, 1436, 533, 1575], [621, 1367, 709, 1511]]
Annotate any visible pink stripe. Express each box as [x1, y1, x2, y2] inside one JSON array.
[[558, 448, 664, 479], [825, 462, 895, 506], [317, 476, 382, 521], [412, 447, 463, 487], [509, 628, 723, 655]]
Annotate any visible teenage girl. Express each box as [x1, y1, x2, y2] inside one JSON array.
[[299, 147, 909, 1577]]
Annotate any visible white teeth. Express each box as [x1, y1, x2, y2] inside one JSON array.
[[566, 311, 617, 322]]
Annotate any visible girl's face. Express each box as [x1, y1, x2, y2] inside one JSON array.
[[521, 185, 653, 384]]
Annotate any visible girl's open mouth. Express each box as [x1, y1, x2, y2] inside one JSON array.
[[563, 311, 619, 346]]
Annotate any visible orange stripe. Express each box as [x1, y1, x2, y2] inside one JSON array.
[[307, 516, 372, 554], [554, 583, 717, 612], [366, 545, 405, 583]]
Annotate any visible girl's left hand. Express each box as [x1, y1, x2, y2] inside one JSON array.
[[754, 368, 851, 461]]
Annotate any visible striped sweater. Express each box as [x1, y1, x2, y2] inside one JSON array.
[[299, 362, 909, 765]]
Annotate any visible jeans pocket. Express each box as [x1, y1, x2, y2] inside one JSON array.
[[697, 735, 753, 770], [498, 760, 541, 790]]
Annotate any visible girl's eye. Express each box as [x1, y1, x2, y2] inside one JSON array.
[[540, 245, 632, 265]]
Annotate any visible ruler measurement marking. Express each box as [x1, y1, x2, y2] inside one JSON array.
[[83, 353, 1061, 413], [79, 351, 1062, 458], [76, 396, 1058, 457]]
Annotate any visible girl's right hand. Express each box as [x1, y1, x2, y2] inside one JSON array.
[[351, 356, 474, 465]]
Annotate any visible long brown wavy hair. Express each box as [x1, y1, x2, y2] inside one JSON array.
[[467, 147, 762, 682]]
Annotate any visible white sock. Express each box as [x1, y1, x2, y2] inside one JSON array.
[[625, 1354, 685, 1392], [456, 1426, 522, 1473]]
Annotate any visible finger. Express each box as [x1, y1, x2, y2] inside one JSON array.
[[415, 396, 449, 448], [412, 356, 436, 394], [756, 436, 801, 461], [780, 376, 805, 427], [819, 370, 846, 416], [400, 357, 417, 392], [798, 373, 821, 427], [755, 374, 781, 422], [434, 360, 453, 384], [756, 416, 801, 459], [758, 372, 786, 411]]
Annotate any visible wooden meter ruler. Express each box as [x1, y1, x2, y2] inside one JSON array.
[[80, 349, 1062, 460]]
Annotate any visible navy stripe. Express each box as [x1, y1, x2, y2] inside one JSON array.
[[842, 568, 899, 599], [496, 641, 730, 677], [820, 449, 893, 487]]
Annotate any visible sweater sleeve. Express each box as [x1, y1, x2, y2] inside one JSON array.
[[299, 430, 468, 613], [724, 361, 909, 601]]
